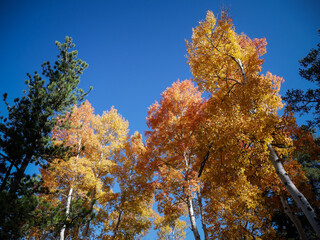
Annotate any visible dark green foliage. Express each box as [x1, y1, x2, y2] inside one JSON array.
[[25, 195, 96, 239], [0, 36, 91, 239], [283, 29, 320, 129], [0, 176, 42, 239]]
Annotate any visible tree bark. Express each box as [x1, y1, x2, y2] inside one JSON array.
[[1, 162, 13, 191], [187, 195, 201, 240], [268, 144, 320, 237], [9, 154, 32, 194], [60, 138, 81, 240], [197, 191, 209, 240], [198, 143, 213, 178], [60, 187, 73, 240], [280, 195, 308, 240]]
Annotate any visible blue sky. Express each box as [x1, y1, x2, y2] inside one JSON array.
[[1, 0, 319, 135], [0, 0, 319, 238]]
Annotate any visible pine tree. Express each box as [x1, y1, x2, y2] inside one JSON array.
[[0, 36, 90, 239], [284, 29, 320, 129]]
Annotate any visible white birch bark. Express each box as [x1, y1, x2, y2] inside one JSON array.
[[187, 195, 201, 240], [268, 144, 320, 237], [60, 138, 81, 240], [184, 152, 201, 239], [197, 191, 209, 240], [60, 187, 73, 240], [280, 195, 308, 240]]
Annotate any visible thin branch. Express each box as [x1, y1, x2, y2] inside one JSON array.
[[270, 143, 293, 149], [0, 153, 19, 170], [198, 143, 213, 177]]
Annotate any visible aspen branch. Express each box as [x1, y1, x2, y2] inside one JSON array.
[[205, 34, 246, 84], [198, 143, 213, 177], [268, 144, 320, 237]]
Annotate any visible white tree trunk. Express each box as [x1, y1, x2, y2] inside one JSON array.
[[280, 195, 308, 240], [184, 151, 201, 239], [268, 144, 320, 237], [60, 187, 73, 240], [197, 191, 209, 240], [187, 195, 201, 240], [60, 138, 81, 240]]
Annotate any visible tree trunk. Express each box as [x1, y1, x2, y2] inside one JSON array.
[[187, 195, 201, 240], [60, 187, 73, 240], [9, 154, 32, 194], [1, 162, 13, 191], [280, 195, 308, 240], [197, 191, 209, 240], [268, 144, 320, 237]]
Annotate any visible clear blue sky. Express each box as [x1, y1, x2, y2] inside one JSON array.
[[1, 0, 319, 134], [0, 0, 319, 238]]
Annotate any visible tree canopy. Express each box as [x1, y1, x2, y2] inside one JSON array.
[[1, 11, 319, 240]]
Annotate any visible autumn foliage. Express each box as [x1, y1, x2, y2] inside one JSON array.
[[24, 11, 319, 240]]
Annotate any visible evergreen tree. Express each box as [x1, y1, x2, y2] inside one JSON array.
[[284, 29, 320, 129], [0, 36, 91, 239]]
